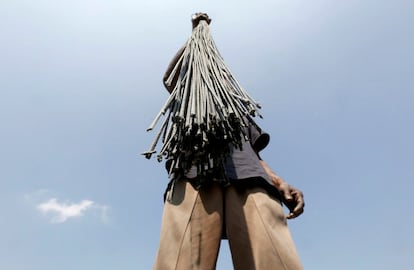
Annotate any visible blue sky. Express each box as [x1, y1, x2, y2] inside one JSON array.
[[1, 0, 413, 269]]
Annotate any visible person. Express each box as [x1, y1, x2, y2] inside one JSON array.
[[153, 13, 305, 270]]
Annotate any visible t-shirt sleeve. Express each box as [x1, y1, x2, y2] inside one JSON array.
[[249, 124, 270, 152]]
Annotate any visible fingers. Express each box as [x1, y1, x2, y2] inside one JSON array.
[[191, 13, 211, 27], [281, 188, 293, 202], [278, 184, 305, 219], [286, 209, 303, 219], [285, 189, 305, 219], [286, 199, 305, 219], [277, 183, 292, 202]]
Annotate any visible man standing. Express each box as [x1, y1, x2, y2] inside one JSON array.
[[153, 13, 305, 270]]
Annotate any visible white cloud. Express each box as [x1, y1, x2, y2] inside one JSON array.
[[27, 190, 110, 224], [37, 198, 95, 223]]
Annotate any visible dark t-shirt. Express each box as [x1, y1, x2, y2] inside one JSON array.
[[179, 123, 281, 201], [224, 123, 270, 181]]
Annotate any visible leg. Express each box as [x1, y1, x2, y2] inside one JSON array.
[[153, 180, 223, 270], [225, 186, 303, 270]]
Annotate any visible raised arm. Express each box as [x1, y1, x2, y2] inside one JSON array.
[[162, 13, 212, 93]]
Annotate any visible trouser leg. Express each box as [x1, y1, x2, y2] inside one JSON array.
[[225, 186, 303, 270], [153, 180, 223, 270]]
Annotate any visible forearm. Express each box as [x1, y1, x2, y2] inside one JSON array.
[[259, 160, 287, 189], [163, 45, 185, 92], [260, 159, 305, 218]]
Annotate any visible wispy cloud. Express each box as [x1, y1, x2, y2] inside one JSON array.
[[37, 198, 108, 223], [37, 198, 93, 223]]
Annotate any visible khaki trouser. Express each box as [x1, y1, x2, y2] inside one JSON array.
[[153, 180, 303, 270]]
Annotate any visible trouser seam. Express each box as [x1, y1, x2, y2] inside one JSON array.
[[173, 192, 199, 270], [251, 193, 289, 270]]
